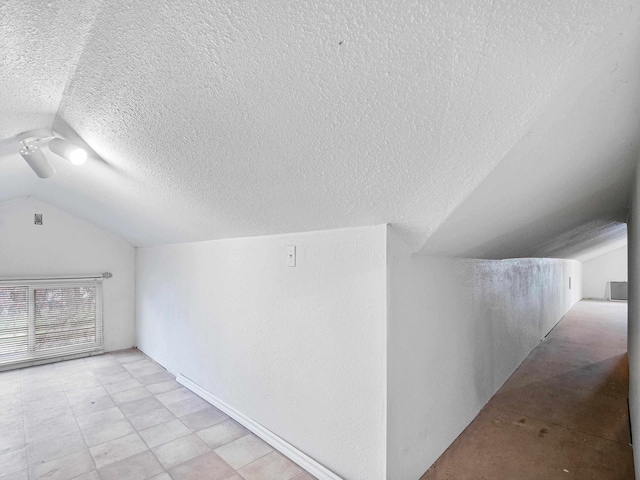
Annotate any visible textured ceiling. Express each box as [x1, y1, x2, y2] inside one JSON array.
[[1, 0, 639, 258]]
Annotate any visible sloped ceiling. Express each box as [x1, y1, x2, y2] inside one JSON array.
[[1, 0, 639, 258]]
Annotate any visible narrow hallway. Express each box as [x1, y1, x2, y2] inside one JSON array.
[[422, 300, 634, 480]]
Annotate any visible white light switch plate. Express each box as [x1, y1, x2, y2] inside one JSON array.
[[287, 245, 296, 267]]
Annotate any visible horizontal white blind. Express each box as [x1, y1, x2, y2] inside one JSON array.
[[0, 287, 29, 362], [0, 281, 103, 366]]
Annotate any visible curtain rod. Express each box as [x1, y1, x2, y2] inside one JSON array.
[[0, 272, 113, 282]]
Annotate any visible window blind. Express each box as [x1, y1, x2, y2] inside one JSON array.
[[0, 280, 103, 366], [0, 286, 29, 361]]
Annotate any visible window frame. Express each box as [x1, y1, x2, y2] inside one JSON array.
[[0, 277, 104, 369]]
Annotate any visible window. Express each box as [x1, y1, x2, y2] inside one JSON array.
[[0, 279, 103, 367]]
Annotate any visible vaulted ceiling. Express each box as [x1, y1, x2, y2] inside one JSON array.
[[1, 0, 639, 258]]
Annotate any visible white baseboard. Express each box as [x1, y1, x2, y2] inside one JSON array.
[[177, 374, 344, 480]]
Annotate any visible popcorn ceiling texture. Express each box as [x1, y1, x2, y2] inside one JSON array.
[[1, 0, 639, 256], [0, 0, 102, 137]]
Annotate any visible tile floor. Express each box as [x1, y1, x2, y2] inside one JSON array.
[[421, 300, 634, 479], [0, 349, 316, 480]]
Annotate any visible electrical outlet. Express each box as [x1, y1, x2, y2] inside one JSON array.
[[34, 214, 42, 225]]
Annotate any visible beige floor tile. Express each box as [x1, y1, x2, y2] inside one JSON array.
[[238, 451, 302, 480], [122, 360, 157, 371], [0, 382, 21, 394], [136, 372, 174, 386], [196, 420, 247, 449], [20, 363, 56, 375], [71, 472, 99, 480], [54, 359, 91, 381], [0, 427, 25, 456], [167, 451, 234, 480], [0, 369, 21, 381], [71, 395, 116, 416], [70, 394, 116, 416], [152, 433, 210, 468], [292, 472, 317, 480], [96, 450, 163, 480], [147, 472, 173, 480], [26, 431, 86, 465], [62, 376, 103, 393], [21, 375, 60, 389], [21, 376, 58, 390], [76, 406, 124, 430], [19, 382, 58, 394], [0, 414, 22, 429], [20, 369, 57, 381], [23, 405, 72, 430], [220, 474, 243, 480], [180, 406, 228, 431], [112, 386, 153, 405], [21, 384, 65, 403], [119, 397, 163, 417], [147, 379, 182, 394], [0, 384, 20, 397], [22, 393, 68, 416], [4, 353, 317, 480], [103, 377, 142, 395], [0, 386, 21, 398], [0, 448, 26, 476], [166, 396, 210, 417], [0, 396, 22, 419], [115, 354, 147, 364], [84, 356, 119, 370], [56, 370, 93, 383], [127, 407, 176, 431], [124, 361, 163, 374], [214, 434, 272, 469], [59, 371, 97, 386], [0, 470, 29, 480], [139, 418, 191, 448], [89, 432, 148, 468], [129, 365, 166, 378], [66, 384, 108, 401], [54, 358, 88, 371], [110, 348, 139, 357], [92, 365, 127, 378], [102, 372, 143, 395], [156, 387, 196, 406], [25, 413, 79, 443], [81, 418, 135, 447], [29, 450, 94, 480]]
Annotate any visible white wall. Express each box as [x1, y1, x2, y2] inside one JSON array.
[[582, 246, 628, 299], [386, 226, 582, 480], [136, 225, 387, 480], [628, 158, 640, 479], [0, 197, 135, 351]]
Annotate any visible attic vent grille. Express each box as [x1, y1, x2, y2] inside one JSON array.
[[0, 279, 103, 367]]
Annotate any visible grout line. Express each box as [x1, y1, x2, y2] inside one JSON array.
[[57, 357, 98, 476], [19, 368, 28, 480]]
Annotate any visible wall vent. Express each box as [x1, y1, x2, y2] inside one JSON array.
[[608, 281, 628, 301]]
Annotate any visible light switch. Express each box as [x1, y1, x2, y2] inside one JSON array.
[[287, 245, 296, 267]]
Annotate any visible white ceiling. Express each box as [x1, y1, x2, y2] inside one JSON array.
[[1, 0, 639, 258]]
